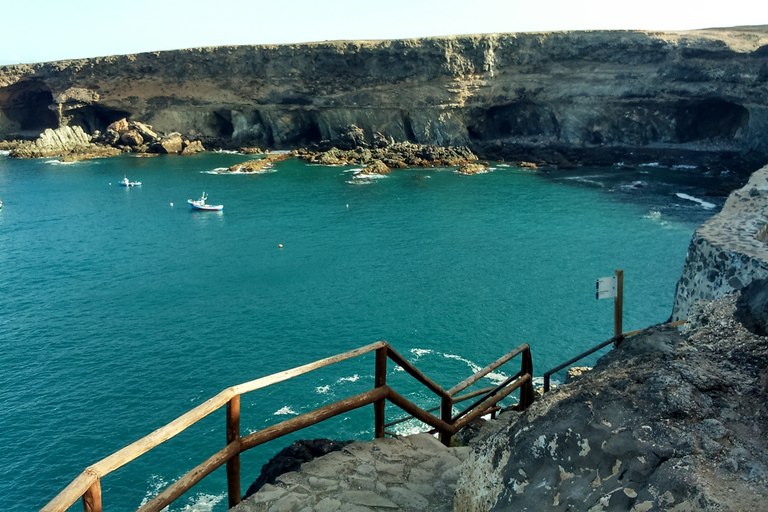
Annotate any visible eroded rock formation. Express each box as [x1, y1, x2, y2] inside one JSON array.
[[455, 293, 768, 511], [2, 27, 768, 172], [672, 164, 768, 321]]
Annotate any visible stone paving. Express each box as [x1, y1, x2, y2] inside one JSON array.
[[231, 433, 472, 512]]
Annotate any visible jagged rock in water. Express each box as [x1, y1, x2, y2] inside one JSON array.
[[9, 125, 93, 158], [180, 140, 204, 155]]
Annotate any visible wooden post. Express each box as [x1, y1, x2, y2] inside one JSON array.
[[374, 347, 387, 438], [614, 269, 624, 338], [226, 395, 241, 508], [82, 479, 102, 512], [519, 348, 534, 410], [439, 397, 453, 446]]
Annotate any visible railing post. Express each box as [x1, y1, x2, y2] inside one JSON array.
[[518, 348, 534, 410], [226, 395, 241, 508], [439, 396, 453, 446], [374, 346, 387, 438], [82, 479, 102, 512]]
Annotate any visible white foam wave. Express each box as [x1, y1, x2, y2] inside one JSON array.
[[215, 149, 240, 154], [316, 385, 330, 394], [390, 418, 430, 437], [639, 162, 662, 167], [410, 348, 434, 358], [45, 159, 77, 165], [620, 180, 646, 191], [343, 168, 365, 173], [176, 493, 225, 512], [0, 150, 10, 156], [442, 353, 508, 385], [140, 475, 169, 507], [496, 163, 511, 167], [672, 164, 698, 170], [644, 210, 662, 221], [338, 374, 360, 383], [561, 175, 605, 188], [675, 193, 716, 209], [274, 406, 298, 416], [352, 172, 387, 180]]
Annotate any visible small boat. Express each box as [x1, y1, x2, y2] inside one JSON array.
[[0, 197, 3, 210], [119, 176, 142, 187], [188, 192, 223, 211]]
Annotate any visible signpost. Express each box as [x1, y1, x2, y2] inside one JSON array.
[[596, 269, 624, 338]]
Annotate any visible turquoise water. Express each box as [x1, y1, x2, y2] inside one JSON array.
[[0, 153, 717, 511]]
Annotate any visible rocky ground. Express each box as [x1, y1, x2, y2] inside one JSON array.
[[455, 284, 768, 512]]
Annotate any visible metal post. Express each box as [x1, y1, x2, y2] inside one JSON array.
[[614, 269, 624, 339]]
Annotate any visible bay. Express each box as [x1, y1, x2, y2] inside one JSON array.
[[0, 153, 718, 511]]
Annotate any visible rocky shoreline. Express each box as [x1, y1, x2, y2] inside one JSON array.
[[3, 27, 768, 179]]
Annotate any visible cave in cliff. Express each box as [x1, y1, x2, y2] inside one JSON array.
[[0, 80, 58, 134], [674, 98, 749, 143], [67, 105, 132, 135]]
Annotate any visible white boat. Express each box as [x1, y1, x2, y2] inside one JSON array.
[[188, 192, 223, 211], [119, 176, 142, 187]]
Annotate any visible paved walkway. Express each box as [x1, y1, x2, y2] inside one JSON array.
[[231, 433, 472, 512]]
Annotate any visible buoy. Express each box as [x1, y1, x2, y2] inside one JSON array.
[[278, 244, 283, 249], [346, 204, 349, 208], [170, 202, 173, 207]]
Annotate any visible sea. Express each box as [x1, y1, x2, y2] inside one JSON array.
[[0, 151, 726, 511]]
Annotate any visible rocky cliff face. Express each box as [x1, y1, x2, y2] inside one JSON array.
[[672, 164, 768, 320], [2, 27, 768, 171], [455, 292, 768, 512]]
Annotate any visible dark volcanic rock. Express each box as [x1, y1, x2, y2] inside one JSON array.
[[735, 278, 768, 336], [244, 439, 352, 499], [456, 296, 768, 512]]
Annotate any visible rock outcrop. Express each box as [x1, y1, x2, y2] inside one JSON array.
[[2, 27, 768, 173], [455, 294, 768, 511], [672, 164, 768, 321]]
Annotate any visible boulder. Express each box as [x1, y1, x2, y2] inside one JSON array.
[[180, 140, 204, 155], [372, 131, 391, 149], [107, 118, 129, 133], [334, 124, 366, 150], [364, 159, 391, 174], [130, 122, 157, 143], [735, 278, 768, 336], [120, 130, 144, 147], [102, 129, 120, 145], [154, 133, 183, 154]]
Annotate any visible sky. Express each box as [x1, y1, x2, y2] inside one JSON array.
[[1, 0, 766, 65]]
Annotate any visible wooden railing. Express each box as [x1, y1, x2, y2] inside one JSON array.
[[42, 341, 534, 512]]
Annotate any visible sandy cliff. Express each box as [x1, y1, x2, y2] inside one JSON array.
[[2, 27, 768, 171]]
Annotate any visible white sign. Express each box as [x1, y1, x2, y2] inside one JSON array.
[[596, 276, 617, 300]]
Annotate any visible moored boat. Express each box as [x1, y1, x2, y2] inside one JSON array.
[[119, 176, 142, 186], [188, 192, 223, 211]]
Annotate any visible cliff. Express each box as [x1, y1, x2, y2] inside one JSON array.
[[2, 27, 768, 172], [672, 164, 768, 320]]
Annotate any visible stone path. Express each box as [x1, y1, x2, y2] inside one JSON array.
[[231, 433, 472, 512]]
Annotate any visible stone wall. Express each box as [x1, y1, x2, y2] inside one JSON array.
[[671, 165, 768, 321]]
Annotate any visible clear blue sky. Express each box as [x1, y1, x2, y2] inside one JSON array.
[[1, 0, 765, 65]]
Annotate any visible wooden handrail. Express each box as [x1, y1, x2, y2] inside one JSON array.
[[41, 340, 533, 512], [447, 344, 530, 397]]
